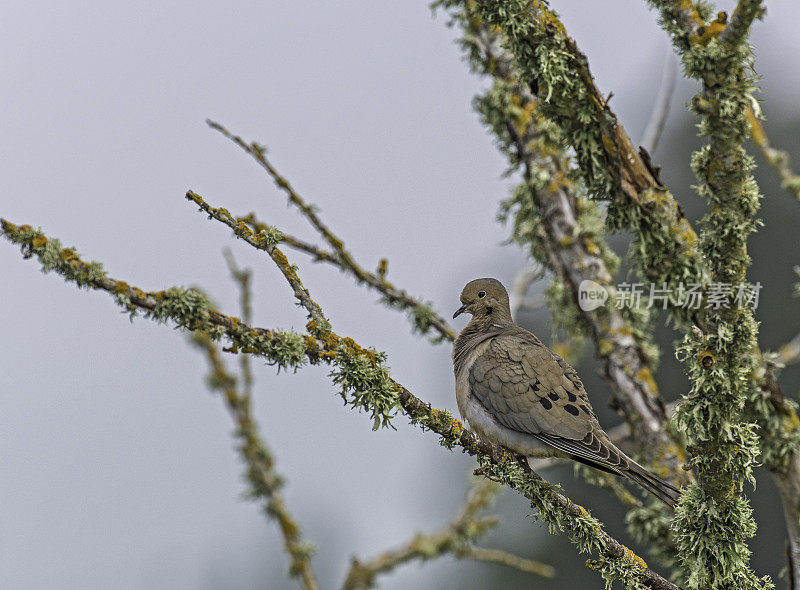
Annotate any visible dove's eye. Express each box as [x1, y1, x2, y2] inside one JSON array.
[[477, 290, 486, 299]]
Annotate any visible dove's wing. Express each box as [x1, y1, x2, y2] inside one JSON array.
[[468, 333, 595, 438], [467, 331, 631, 471]]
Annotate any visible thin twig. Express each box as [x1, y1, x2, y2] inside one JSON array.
[[640, 47, 678, 155], [207, 120, 456, 342], [191, 334, 318, 589], [223, 248, 254, 396], [343, 479, 554, 588], [458, 546, 554, 576], [509, 265, 546, 321], [746, 108, 800, 204]]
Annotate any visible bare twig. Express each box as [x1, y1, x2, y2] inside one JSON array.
[[207, 121, 456, 342], [343, 479, 554, 588], [458, 546, 554, 575], [640, 48, 678, 155], [509, 265, 546, 321]]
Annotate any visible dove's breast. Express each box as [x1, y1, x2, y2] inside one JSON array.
[[454, 337, 556, 457]]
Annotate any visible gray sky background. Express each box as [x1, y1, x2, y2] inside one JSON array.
[[3, 2, 800, 589]]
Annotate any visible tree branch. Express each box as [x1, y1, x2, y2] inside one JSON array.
[[777, 331, 800, 367], [644, 0, 775, 586], [191, 332, 318, 589], [508, 265, 546, 321], [0, 218, 681, 590], [343, 479, 554, 588], [644, 1, 704, 49], [206, 120, 456, 342], [454, 0, 708, 328], [443, 1, 689, 484], [222, 248, 255, 396], [719, 0, 766, 49], [236, 211, 454, 343], [774, 454, 800, 590], [640, 48, 678, 155]]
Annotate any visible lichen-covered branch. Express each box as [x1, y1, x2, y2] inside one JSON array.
[[446, 0, 707, 333], [237, 211, 454, 343], [719, 0, 766, 49], [343, 479, 554, 588], [206, 120, 455, 342], [222, 248, 255, 396], [1, 219, 681, 590], [191, 332, 318, 589], [746, 108, 800, 204], [184, 191, 330, 336], [644, 1, 774, 587], [645, 1, 704, 48], [440, 0, 688, 485], [647, 5, 800, 587]]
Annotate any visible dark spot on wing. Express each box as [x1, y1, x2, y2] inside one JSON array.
[[580, 404, 591, 415], [548, 392, 560, 401], [539, 398, 552, 410], [530, 381, 540, 393], [564, 404, 579, 416], [567, 391, 577, 402]]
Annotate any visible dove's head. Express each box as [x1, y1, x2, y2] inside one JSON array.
[[453, 278, 513, 326]]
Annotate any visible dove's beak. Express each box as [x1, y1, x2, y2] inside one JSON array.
[[453, 304, 469, 319]]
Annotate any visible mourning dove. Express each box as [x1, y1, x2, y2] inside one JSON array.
[[452, 278, 680, 507]]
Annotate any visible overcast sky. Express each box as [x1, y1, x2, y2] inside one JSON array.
[[3, 2, 800, 589]]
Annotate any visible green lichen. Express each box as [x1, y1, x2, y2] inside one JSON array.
[[626, 501, 683, 585], [410, 408, 466, 450], [476, 456, 651, 589], [1, 221, 108, 289], [330, 345, 400, 430], [650, 4, 773, 586], [671, 483, 769, 589], [410, 302, 439, 337], [148, 286, 212, 331], [267, 331, 308, 371], [455, 0, 616, 198], [259, 225, 284, 247]]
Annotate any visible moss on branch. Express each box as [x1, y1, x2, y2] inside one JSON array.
[[644, 1, 775, 587], [1, 219, 680, 590], [438, 0, 706, 330], [192, 332, 318, 588]]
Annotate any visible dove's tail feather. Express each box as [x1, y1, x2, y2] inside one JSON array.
[[534, 432, 683, 508], [569, 453, 681, 508], [622, 463, 681, 508]]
